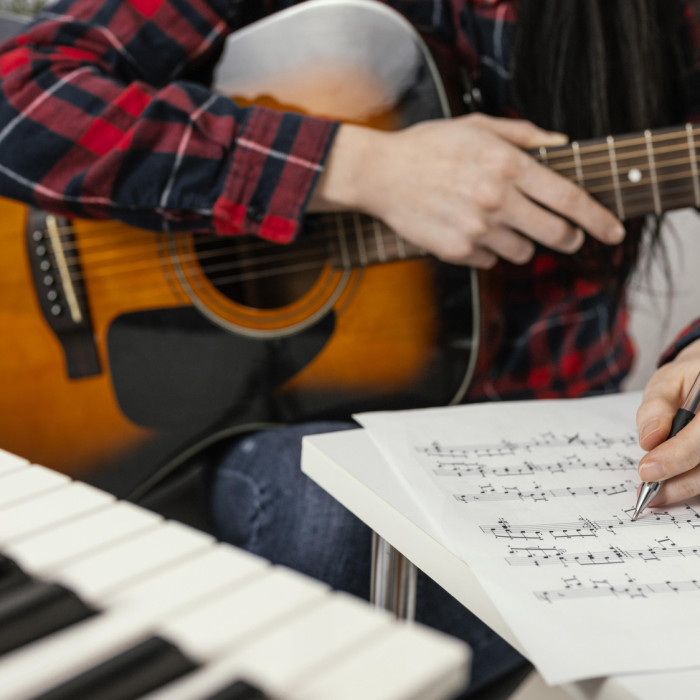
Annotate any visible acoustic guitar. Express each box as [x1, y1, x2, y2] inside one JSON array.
[[1, 0, 698, 495], [0, 0, 482, 493]]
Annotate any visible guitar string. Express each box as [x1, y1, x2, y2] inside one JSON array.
[[546, 150, 700, 179], [50, 217, 415, 291], [46, 218, 415, 273], [62, 244, 346, 283], [540, 140, 696, 169], [58, 259, 349, 306], [48, 173, 700, 283], [44, 214, 408, 264], [532, 126, 700, 160], [543, 146, 700, 179]]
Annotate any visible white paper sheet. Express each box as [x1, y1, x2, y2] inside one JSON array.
[[354, 392, 700, 685]]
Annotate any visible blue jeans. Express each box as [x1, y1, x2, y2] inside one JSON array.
[[206, 421, 527, 696]]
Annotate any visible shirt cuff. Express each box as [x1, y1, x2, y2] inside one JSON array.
[[212, 105, 339, 243], [659, 319, 700, 365]]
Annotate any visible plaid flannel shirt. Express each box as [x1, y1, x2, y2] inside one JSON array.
[[0, 0, 699, 402]]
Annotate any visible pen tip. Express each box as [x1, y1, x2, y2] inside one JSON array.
[[631, 509, 639, 522]]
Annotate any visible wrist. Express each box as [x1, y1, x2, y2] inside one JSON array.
[[307, 123, 384, 213]]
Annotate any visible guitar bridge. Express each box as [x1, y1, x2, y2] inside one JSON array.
[[25, 208, 101, 379]]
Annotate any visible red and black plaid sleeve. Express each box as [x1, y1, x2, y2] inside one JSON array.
[[0, 0, 337, 241], [659, 320, 700, 366]]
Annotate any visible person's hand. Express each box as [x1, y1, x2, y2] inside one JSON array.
[[636, 338, 700, 507], [309, 113, 625, 267]]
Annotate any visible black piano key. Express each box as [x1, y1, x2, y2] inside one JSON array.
[[35, 635, 199, 700], [0, 581, 98, 655], [206, 680, 272, 700], [0, 554, 31, 594]]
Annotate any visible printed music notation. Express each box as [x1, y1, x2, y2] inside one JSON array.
[[505, 537, 700, 567], [535, 573, 700, 603], [355, 392, 700, 682], [453, 480, 636, 503], [432, 453, 637, 479], [418, 431, 638, 460], [479, 505, 700, 541]]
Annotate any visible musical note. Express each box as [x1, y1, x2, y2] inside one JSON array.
[[417, 432, 637, 460], [535, 575, 700, 603], [454, 481, 636, 504], [506, 542, 700, 567], [431, 453, 636, 479], [481, 506, 700, 541]]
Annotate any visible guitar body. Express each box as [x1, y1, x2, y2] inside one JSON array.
[[0, 0, 480, 489]]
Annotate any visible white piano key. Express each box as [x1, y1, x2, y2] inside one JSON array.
[[5, 500, 161, 574], [143, 592, 397, 700], [0, 449, 28, 475], [106, 542, 268, 610], [0, 481, 114, 545], [160, 566, 328, 662], [0, 546, 269, 699], [0, 464, 69, 508], [289, 624, 470, 700], [0, 445, 472, 700], [56, 520, 215, 602]]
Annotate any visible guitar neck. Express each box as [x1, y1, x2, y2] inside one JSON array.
[[533, 123, 700, 220], [313, 123, 700, 270], [308, 211, 426, 268]]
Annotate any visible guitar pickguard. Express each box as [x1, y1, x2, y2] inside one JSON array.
[[106, 306, 334, 430]]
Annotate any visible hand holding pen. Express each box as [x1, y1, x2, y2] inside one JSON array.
[[633, 370, 700, 520]]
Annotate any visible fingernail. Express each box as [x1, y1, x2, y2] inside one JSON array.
[[546, 131, 568, 144], [608, 223, 625, 244], [562, 227, 585, 253], [639, 461, 664, 482], [640, 419, 660, 443]]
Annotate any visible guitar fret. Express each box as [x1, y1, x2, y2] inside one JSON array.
[[394, 229, 407, 259], [539, 146, 548, 166], [606, 136, 625, 220], [686, 123, 700, 207], [571, 141, 584, 187], [644, 129, 662, 215], [334, 213, 351, 269], [370, 217, 387, 262], [352, 213, 368, 266]]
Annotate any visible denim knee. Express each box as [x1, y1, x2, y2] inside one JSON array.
[[207, 421, 372, 596]]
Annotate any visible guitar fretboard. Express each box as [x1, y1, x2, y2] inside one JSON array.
[[533, 124, 700, 220], [308, 212, 426, 268], [308, 123, 700, 271]]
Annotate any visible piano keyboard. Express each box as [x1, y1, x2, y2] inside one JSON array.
[[0, 448, 470, 699]]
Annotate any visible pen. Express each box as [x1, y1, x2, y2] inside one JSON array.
[[632, 370, 700, 521]]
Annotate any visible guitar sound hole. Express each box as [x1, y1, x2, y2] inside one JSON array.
[[192, 235, 326, 309]]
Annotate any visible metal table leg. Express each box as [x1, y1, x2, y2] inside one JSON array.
[[370, 531, 417, 620]]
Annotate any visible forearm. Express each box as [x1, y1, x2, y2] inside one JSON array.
[[0, 0, 338, 240]]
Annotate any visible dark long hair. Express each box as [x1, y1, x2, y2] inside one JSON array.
[[511, 0, 692, 293]]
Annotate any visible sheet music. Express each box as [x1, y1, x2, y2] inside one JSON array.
[[354, 392, 700, 685]]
